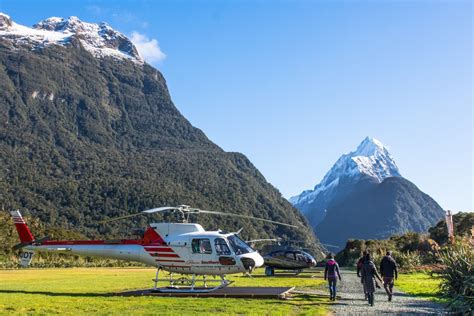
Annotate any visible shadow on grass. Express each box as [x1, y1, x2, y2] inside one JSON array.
[[0, 289, 113, 297], [240, 274, 322, 279], [396, 292, 441, 299], [269, 294, 332, 307]]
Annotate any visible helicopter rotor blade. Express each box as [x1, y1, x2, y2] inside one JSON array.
[[195, 209, 299, 228], [142, 206, 179, 214], [99, 205, 300, 229], [245, 238, 280, 244], [99, 207, 183, 224]]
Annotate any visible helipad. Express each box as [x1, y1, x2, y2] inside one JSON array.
[[116, 287, 295, 299]]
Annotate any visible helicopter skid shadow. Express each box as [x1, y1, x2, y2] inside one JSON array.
[[0, 289, 112, 298], [249, 274, 321, 279]]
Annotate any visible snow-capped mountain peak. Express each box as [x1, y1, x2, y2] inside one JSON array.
[[349, 136, 400, 181], [0, 13, 143, 63], [290, 136, 443, 249], [289, 137, 401, 206], [354, 136, 385, 156]]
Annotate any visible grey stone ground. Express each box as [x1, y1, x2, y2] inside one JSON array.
[[327, 269, 449, 315]]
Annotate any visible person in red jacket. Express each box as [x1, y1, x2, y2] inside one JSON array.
[[324, 253, 342, 301]]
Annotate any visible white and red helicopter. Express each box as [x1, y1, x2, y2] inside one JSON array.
[[10, 205, 298, 293]]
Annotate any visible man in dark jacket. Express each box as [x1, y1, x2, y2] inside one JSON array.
[[324, 253, 342, 301], [380, 251, 398, 301], [357, 250, 369, 299]]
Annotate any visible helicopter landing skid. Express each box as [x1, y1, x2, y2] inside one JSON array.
[[152, 269, 233, 293]]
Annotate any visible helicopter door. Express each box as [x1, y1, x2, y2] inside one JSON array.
[[190, 238, 216, 266], [214, 237, 235, 266]]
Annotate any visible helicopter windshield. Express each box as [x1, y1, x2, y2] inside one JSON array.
[[228, 235, 254, 255]]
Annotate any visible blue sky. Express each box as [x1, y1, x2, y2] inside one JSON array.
[[1, 0, 472, 212]]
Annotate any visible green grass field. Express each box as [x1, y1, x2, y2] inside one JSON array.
[[396, 272, 445, 303], [0, 268, 330, 315]]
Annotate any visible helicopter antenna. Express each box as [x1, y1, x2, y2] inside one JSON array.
[[99, 205, 300, 228]]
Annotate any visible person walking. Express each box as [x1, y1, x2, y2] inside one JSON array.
[[380, 251, 398, 301], [361, 253, 383, 306], [324, 253, 342, 301], [357, 250, 369, 300]]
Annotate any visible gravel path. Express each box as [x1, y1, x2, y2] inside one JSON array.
[[327, 269, 449, 315]]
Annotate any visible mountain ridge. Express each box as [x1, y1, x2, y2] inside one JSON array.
[[0, 13, 142, 63], [315, 177, 446, 249]]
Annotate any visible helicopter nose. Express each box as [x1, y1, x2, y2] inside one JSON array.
[[240, 257, 255, 270], [240, 252, 264, 270]]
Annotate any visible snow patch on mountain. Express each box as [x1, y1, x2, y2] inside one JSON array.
[[0, 13, 143, 63], [290, 137, 401, 206]]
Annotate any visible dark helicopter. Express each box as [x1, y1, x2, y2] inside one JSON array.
[[249, 239, 317, 276]]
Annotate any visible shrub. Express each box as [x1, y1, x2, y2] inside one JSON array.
[[438, 238, 473, 314]]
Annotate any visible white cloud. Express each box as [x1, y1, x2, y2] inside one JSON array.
[[130, 31, 166, 63], [86, 5, 103, 15]]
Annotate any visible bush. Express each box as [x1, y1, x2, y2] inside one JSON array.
[[429, 213, 474, 245], [438, 238, 474, 314]]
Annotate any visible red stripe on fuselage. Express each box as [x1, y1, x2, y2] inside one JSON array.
[[144, 247, 174, 252], [149, 253, 180, 258], [36, 226, 168, 247], [42, 240, 143, 245], [155, 259, 185, 263]]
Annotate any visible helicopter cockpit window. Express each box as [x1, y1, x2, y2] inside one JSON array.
[[285, 252, 296, 260], [191, 238, 212, 254], [296, 253, 306, 262], [271, 251, 285, 258], [228, 235, 254, 255], [214, 238, 231, 255]]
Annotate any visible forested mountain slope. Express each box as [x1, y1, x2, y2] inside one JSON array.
[[0, 14, 325, 258]]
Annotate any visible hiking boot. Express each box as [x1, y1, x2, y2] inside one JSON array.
[[388, 294, 392, 302]]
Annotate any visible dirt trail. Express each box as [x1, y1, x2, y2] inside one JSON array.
[[328, 269, 448, 315]]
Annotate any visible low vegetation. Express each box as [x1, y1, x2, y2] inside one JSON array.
[[336, 212, 473, 271], [396, 272, 444, 302], [335, 232, 439, 271]]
